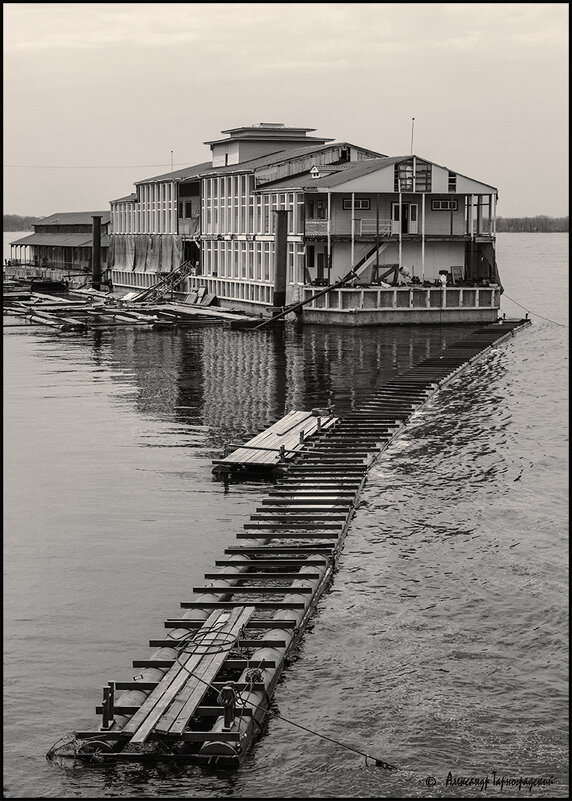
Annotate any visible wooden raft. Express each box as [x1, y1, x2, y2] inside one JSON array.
[[212, 410, 338, 474], [119, 606, 255, 744]]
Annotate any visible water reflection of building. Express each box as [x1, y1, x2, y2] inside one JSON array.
[[97, 325, 478, 437]]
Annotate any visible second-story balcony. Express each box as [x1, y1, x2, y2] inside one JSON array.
[[305, 218, 393, 237]]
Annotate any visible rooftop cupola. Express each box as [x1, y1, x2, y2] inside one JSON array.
[[204, 123, 334, 167]]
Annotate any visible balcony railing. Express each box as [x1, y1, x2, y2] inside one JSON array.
[[303, 285, 501, 311], [305, 218, 392, 236]]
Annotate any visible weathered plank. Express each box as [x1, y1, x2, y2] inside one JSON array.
[[154, 605, 255, 736], [124, 606, 254, 744]]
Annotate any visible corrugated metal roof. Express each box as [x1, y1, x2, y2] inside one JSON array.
[[252, 158, 402, 191], [134, 143, 385, 184], [111, 193, 137, 203], [256, 155, 497, 192], [134, 161, 212, 185], [35, 211, 111, 225], [10, 233, 110, 247], [311, 164, 352, 172], [304, 157, 410, 187], [202, 142, 385, 177]]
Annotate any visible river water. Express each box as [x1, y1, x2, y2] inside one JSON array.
[[3, 233, 568, 797]]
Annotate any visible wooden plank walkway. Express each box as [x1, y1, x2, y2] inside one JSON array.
[[212, 410, 338, 472], [120, 606, 254, 744], [65, 318, 531, 767]]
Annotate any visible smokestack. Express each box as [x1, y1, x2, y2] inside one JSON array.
[[272, 210, 288, 308], [91, 215, 102, 290]]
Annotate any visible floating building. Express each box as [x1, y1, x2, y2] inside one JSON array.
[[9, 212, 110, 284], [10, 123, 502, 325]]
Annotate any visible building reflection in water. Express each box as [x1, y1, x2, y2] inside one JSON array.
[[98, 323, 483, 443]]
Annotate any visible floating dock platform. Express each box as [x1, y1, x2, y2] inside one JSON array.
[[51, 318, 531, 768], [3, 291, 261, 332], [212, 410, 338, 477]]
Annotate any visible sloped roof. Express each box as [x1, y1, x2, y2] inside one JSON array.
[[201, 142, 385, 177], [294, 156, 409, 188], [256, 155, 498, 192], [111, 193, 137, 203], [134, 161, 213, 185], [34, 211, 111, 225], [10, 233, 110, 247], [134, 143, 385, 185], [311, 164, 352, 173]]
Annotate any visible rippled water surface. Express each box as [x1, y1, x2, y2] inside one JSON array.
[[3, 234, 568, 797]]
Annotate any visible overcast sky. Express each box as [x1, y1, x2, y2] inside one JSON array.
[[3, 2, 569, 218]]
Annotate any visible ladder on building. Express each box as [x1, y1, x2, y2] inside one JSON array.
[[252, 242, 389, 331], [127, 259, 197, 304]]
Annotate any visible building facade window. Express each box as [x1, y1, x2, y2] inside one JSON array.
[[431, 199, 458, 211], [342, 198, 370, 210]]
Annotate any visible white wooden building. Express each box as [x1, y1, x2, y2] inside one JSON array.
[[109, 123, 502, 325]]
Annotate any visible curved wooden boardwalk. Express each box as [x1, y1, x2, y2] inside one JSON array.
[[65, 318, 530, 767]]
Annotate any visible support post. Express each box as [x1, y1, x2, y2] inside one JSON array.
[[351, 193, 355, 270], [91, 215, 102, 290], [272, 210, 288, 308], [421, 193, 425, 283], [398, 183, 402, 274], [327, 192, 332, 284]]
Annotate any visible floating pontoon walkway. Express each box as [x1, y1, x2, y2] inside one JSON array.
[[58, 318, 530, 767], [212, 410, 338, 475]]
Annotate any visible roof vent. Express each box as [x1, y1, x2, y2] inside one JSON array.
[[253, 122, 286, 128]]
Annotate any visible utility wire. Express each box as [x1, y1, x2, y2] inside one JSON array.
[[4, 163, 192, 170], [502, 292, 566, 327]]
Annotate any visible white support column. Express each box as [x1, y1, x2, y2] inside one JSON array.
[[421, 193, 426, 283], [351, 192, 355, 270], [327, 191, 331, 283], [398, 183, 402, 272]]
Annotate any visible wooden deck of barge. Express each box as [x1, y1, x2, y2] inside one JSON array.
[[58, 318, 531, 767]]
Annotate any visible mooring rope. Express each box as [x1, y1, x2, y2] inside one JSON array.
[[172, 628, 397, 769], [502, 293, 566, 327], [47, 619, 397, 768]]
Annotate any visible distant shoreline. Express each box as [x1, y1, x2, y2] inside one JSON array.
[[3, 214, 569, 234]]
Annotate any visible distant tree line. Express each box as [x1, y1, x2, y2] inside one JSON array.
[[496, 215, 568, 232], [3, 214, 45, 231], [4, 212, 568, 233]]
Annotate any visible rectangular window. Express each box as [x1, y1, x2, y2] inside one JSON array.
[[431, 199, 458, 211], [263, 196, 270, 232], [248, 242, 254, 279], [248, 197, 254, 233], [394, 161, 414, 191], [296, 195, 304, 233], [263, 243, 270, 281], [241, 242, 247, 278], [343, 198, 370, 210], [414, 159, 432, 191], [448, 172, 457, 192]]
